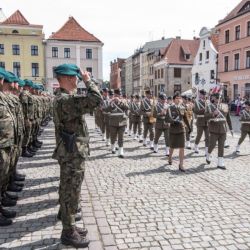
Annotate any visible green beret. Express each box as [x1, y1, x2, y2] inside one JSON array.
[[54, 64, 82, 80], [18, 79, 25, 87], [0, 68, 16, 83], [24, 79, 34, 87]]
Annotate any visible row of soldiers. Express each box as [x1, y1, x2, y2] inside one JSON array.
[[94, 88, 250, 170], [0, 67, 52, 227]]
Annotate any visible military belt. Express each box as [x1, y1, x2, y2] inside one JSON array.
[[241, 121, 250, 124], [197, 115, 205, 117], [210, 118, 226, 122], [110, 113, 124, 116]]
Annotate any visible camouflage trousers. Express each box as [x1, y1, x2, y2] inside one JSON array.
[[0, 147, 12, 201], [58, 158, 85, 230], [22, 119, 32, 147]]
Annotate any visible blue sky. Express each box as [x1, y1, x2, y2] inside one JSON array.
[[1, 0, 241, 80]]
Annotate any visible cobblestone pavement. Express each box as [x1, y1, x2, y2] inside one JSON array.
[[0, 115, 249, 250]]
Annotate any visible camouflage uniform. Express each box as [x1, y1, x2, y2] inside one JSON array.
[[52, 81, 102, 230]]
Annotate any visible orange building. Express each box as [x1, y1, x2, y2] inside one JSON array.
[[110, 58, 125, 89]]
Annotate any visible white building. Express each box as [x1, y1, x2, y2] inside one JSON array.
[[0, 8, 6, 22], [45, 16, 103, 93], [192, 27, 219, 93]]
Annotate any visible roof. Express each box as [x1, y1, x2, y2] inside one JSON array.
[[0, 10, 42, 28], [48, 16, 102, 43], [142, 38, 173, 52], [163, 38, 200, 65], [217, 0, 250, 26]]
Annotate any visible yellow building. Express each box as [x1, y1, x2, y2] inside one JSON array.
[[0, 10, 45, 83]]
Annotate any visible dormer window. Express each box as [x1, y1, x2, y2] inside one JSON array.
[[12, 30, 19, 34], [185, 54, 191, 60]]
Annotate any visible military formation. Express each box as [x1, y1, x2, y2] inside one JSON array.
[[95, 88, 250, 170], [0, 67, 52, 228]]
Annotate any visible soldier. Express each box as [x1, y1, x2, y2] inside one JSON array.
[[52, 64, 102, 248], [236, 100, 250, 153], [0, 68, 18, 226], [130, 95, 143, 142], [108, 89, 129, 158], [205, 93, 233, 169], [182, 95, 194, 150], [127, 94, 134, 136], [193, 90, 209, 156], [140, 89, 155, 149], [153, 93, 170, 156], [166, 92, 191, 172]]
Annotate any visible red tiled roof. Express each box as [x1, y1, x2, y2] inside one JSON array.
[[217, 0, 250, 25], [49, 16, 102, 43], [163, 38, 200, 65], [2, 10, 29, 25]]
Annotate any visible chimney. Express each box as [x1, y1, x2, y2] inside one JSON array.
[[161, 36, 165, 40], [176, 36, 181, 40]]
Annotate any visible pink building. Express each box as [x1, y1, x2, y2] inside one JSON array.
[[217, 0, 250, 100], [110, 58, 125, 89]]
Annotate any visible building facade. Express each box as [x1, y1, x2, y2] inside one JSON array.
[[110, 58, 125, 89], [154, 37, 199, 96], [132, 49, 142, 94], [0, 10, 45, 84], [192, 27, 219, 93], [45, 16, 103, 93], [124, 56, 133, 96], [217, 0, 250, 100]]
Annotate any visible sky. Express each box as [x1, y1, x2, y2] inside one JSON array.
[[1, 0, 241, 80]]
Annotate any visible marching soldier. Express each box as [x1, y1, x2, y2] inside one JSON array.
[[127, 94, 134, 136], [153, 93, 170, 156], [166, 92, 191, 172], [205, 93, 233, 169], [140, 89, 155, 149], [236, 100, 250, 153], [130, 95, 143, 142], [52, 64, 102, 248], [182, 95, 194, 150], [193, 90, 209, 155], [108, 89, 129, 158]]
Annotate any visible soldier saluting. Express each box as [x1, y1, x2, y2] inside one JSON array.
[[205, 93, 233, 169], [236, 100, 250, 154], [52, 64, 102, 248]]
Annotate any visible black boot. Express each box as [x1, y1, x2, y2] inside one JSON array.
[[61, 228, 90, 248], [2, 197, 17, 207], [0, 214, 12, 226], [28, 146, 37, 154], [14, 174, 25, 182], [0, 206, 16, 219], [33, 141, 42, 149], [21, 147, 33, 158], [35, 139, 43, 145], [75, 227, 88, 237], [5, 192, 18, 201], [7, 183, 22, 192], [29, 144, 38, 152], [14, 182, 24, 188]]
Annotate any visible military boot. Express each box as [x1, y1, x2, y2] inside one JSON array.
[[33, 141, 42, 149], [61, 227, 90, 248], [21, 147, 33, 158], [7, 183, 22, 192], [14, 174, 25, 182], [75, 227, 88, 237], [5, 192, 18, 201], [0, 213, 12, 226], [0, 206, 16, 219], [1, 196, 17, 207]]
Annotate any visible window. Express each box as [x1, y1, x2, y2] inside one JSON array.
[[246, 51, 250, 69], [0, 62, 5, 69], [157, 69, 160, 79], [195, 73, 199, 84], [32, 63, 39, 77], [31, 45, 38, 56], [86, 49, 92, 59], [225, 30, 230, 44], [199, 53, 202, 62], [155, 70, 157, 79], [52, 47, 58, 58], [0, 44, 4, 55], [234, 53, 240, 70], [224, 56, 229, 72], [174, 84, 181, 93], [185, 54, 190, 60], [248, 21, 250, 36], [235, 25, 240, 40], [13, 62, 21, 77], [64, 48, 70, 58], [210, 70, 215, 80], [234, 84, 238, 99], [12, 44, 20, 55], [206, 51, 210, 60], [174, 68, 181, 78], [86, 67, 92, 75], [245, 83, 250, 99], [161, 68, 164, 78], [203, 40, 206, 48]]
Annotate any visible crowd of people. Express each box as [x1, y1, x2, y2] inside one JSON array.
[[0, 67, 52, 227], [94, 88, 250, 171]]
